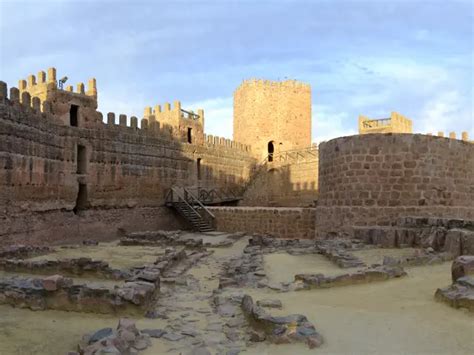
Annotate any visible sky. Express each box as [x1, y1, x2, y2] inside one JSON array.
[[0, 0, 472, 142]]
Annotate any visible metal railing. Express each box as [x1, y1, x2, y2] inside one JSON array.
[[362, 118, 391, 128], [197, 187, 241, 204], [260, 146, 319, 165], [180, 109, 200, 121], [165, 187, 215, 227]]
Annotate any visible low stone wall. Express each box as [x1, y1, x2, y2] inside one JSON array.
[[209, 207, 316, 239], [0, 207, 185, 247], [353, 217, 474, 256]]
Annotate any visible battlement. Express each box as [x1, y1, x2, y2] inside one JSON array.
[[235, 78, 311, 92], [0, 81, 54, 116], [204, 134, 251, 153], [143, 101, 204, 125], [17, 67, 97, 101], [427, 131, 472, 143], [0, 79, 252, 156], [359, 111, 413, 134]]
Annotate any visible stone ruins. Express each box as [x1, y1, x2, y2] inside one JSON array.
[[0, 68, 473, 354]]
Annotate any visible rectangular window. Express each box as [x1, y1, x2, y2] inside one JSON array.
[[70, 105, 79, 127], [187, 127, 192, 143], [77, 145, 87, 174]]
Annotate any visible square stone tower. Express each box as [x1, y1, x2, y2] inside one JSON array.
[[233, 79, 312, 160], [17, 67, 100, 128]]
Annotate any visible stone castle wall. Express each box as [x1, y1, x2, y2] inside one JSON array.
[[0, 82, 256, 244], [233, 79, 311, 159], [316, 134, 474, 235], [209, 207, 316, 239], [240, 159, 318, 207]]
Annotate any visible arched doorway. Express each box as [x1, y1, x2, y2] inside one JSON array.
[[268, 141, 275, 162]]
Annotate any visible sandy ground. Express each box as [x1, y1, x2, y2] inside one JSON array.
[[28, 241, 166, 269], [0, 238, 472, 355]]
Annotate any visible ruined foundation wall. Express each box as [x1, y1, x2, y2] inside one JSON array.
[[240, 160, 318, 207], [316, 134, 474, 235], [209, 207, 316, 239], [0, 90, 255, 244]]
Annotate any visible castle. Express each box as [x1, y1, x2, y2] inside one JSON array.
[[0, 67, 473, 244]]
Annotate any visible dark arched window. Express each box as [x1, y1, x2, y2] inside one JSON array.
[[268, 141, 275, 162]]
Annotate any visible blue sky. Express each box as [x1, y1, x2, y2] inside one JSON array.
[[1, 0, 472, 142]]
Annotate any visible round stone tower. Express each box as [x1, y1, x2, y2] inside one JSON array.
[[233, 79, 312, 160]]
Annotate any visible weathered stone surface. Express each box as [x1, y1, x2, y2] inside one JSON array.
[[256, 299, 282, 309], [141, 328, 166, 338], [41, 274, 72, 291], [241, 295, 323, 348], [317, 135, 474, 236], [186, 347, 212, 355], [451, 255, 474, 282], [294, 265, 407, 290], [0, 275, 158, 314], [249, 329, 266, 342], [382, 250, 452, 267], [88, 328, 113, 344], [120, 230, 205, 249], [0, 244, 52, 259], [353, 218, 474, 256], [162, 332, 185, 341], [435, 279, 474, 312], [0, 257, 129, 280], [316, 240, 366, 268], [75, 318, 151, 354]]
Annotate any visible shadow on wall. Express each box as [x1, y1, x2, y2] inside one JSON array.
[[240, 161, 319, 207], [0, 80, 255, 245]]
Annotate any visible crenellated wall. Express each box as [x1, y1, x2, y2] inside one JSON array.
[[428, 131, 472, 143], [315, 133, 474, 236], [0, 80, 256, 244]]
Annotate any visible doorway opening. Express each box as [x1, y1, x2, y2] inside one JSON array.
[[77, 145, 87, 174], [187, 128, 192, 143], [73, 183, 88, 214], [197, 158, 202, 180], [268, 141, 275, 162], [70, 105, 79, 127]]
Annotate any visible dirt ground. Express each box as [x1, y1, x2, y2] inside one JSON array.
[[0, 234, 472, 355]]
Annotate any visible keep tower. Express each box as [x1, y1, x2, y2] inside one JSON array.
[[233, 79, 312, 160]]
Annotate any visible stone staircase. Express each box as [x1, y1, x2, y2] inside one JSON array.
[[165, 187, 215, 232]]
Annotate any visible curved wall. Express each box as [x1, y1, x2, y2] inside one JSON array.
[[316, 134, 474, 234]]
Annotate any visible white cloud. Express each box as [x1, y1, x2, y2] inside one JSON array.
[[187, 97, 233, 139], [417, 91, 474, 136], [312, 104, 358, 143]]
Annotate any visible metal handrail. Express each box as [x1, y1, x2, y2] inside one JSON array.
[[197, 187, 241, 204], [167, 187, 203, 219], [182, 187, 216, 219], [180, 109, 200, 120], [260, 145, 319, 165]]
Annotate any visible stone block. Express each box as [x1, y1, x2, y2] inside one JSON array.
[[452, 256, 474, 282]]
